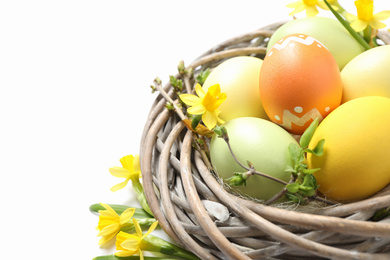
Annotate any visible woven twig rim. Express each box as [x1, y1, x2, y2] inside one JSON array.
[[140, 22, 390, 260]]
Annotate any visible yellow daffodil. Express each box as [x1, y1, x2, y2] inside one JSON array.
[[287, 0, 334, 16], [109, 154, 141, 192], [180, 83, 226, 130], [115, 219, 159, 259], [348, 0, 390, 31], [96, 203, 135, 246]]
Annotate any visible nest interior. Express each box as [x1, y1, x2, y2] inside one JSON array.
[[139, 21, 390, 260]]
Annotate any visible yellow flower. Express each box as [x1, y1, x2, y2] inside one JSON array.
[[286, 0, 332, 16], [348, 0, 390, 31], [115, 219, 159, 259], [180, 83, 226, 130], [96, 203, 135, 246], [109, 154, 141, 192]]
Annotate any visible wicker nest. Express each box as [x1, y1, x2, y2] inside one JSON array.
[[140, 21, 390, 259]]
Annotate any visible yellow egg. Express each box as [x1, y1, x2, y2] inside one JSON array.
[[341, 45, 390, 103], [203, 56, 269, 122], [307, 96, 390, 202]]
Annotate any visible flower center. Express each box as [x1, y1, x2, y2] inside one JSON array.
[[355, 0, 373, 21], [303, 0, 318, 6], [202, 91, 222, 111]]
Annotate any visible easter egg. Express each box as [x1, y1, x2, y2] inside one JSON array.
[[203, 56, 269, 122], [267, 17, 365, 69], [259, 34, 343, 135], [307, 96, 390, 202], [210, 117, 297, 200], [341, 45, 390, 103]]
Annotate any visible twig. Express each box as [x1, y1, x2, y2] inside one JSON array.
[[221, 132, 288, 186]]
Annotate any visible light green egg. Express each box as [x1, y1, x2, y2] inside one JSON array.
[[267, 17, 365, 70], [341, 45, 390, 103], [210, 117, 298, 200]]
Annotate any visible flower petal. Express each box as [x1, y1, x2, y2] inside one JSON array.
[[346, 12, 357, 22], [369, 18, 387, 29], [286, 0, 302, 8], [187, 104, 206, 115], [288, 3, 306, 16], [202, 111, 217, 130], [374, 10, 390, 21], [216, 110, 225, 125], [99, 203, 118, 216], [97, 223, 119, 237], [350, 19, 368, 31], [142, 221, 159, 239], [120, 208, 135, 225], [194, 83, 206, 98], [109, 167, 130, 178], [110, 179, 130, 192], [133, 218, 143, 237], [121, 237, 140, 253], [306, 6, 319, 16], [115, 251, 132, 257], [98, 233, 116, 246], [179, 94, 201, 106]]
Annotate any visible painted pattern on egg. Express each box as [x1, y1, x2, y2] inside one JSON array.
[[273, 107, 328, 130], [259, 33, 343, 135], [268, 34, 327, 57]]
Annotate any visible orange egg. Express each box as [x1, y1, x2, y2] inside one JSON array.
[[259, 34, 342, 135]]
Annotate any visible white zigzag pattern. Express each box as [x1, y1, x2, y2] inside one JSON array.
[[278, 108, 323, 130], [268, 35, 326, 57]]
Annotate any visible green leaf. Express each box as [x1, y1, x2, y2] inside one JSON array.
[[288, 143, 302, 164], [301, 167, 321, 175], [213, 125, 223, 136], [169, 75, 183, 92], [286, 183, 300, 193], [196, 68, 211, 85], [213, 125, 228, 139], [300, 188, 316, 197], [301, 174, 318, 190], [191, 114, 202, 129], [312, 139, 325, 156], [285, 192, 305, 204], [371, 207, 390, 221], [284, 164, 296, 173], [227, 172, 248, 186], [300, 118, 319, 148]]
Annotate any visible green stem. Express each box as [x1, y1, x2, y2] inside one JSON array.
[[131, 178, 154, 217], [363, 26, 379, 47], [332, 2, 347, 19], [363, 26, 371, 44], [221, 132, 288, 185], [142, 235, 200, 260], [323, 0, 371, 50], [121, 218, 157, 233], [89, 203, 152, 219]]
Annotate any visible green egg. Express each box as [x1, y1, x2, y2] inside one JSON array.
[[210, 117, 298, 200], [267, 17, 365, 70]]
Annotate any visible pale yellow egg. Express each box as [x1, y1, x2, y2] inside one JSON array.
[[341, 45, 390, 103], [203, 56, 268, 122]]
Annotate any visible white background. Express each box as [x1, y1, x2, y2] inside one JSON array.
[[0, 1, 388, 259]]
